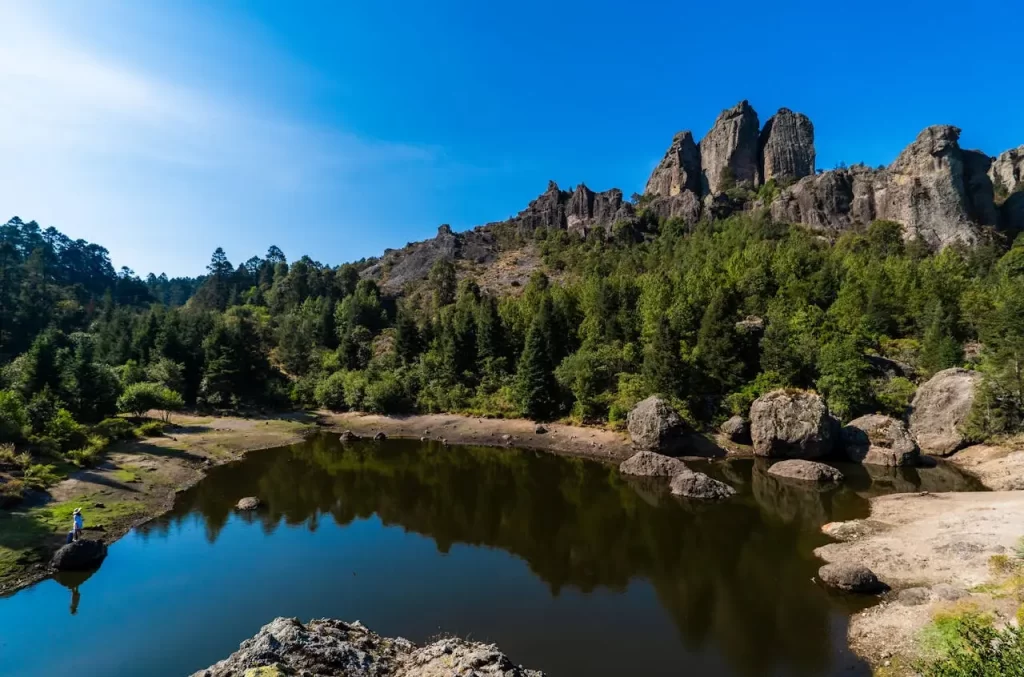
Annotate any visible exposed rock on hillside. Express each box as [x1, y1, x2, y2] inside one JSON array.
[[361, 224, 498, 294], [193, 617, 543, 677], [494, 180, 633, 238], [909, 368, 981, 455], [990, 145, 1024, 193], [841, 414, 919, 467], [646, 130, 702, 197], [750, 390, 834, 459], [700, 100, 761, 194], [759, 108, 815, 184]]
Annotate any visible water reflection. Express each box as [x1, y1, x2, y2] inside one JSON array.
[[128, 436, 978, 676]]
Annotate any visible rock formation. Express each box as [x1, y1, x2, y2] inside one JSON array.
[[700, 100, 761, 194], [909, 368, 981, 455], [841, 414, 919, 466], [719, 415, 750, 443], [235, 497, 260, 511], [51, 539, 107, 571], [817, 563, 886, 594], [759, 108, 815, 184], [749, 390, 834, 459], [626, 396, 686, 452], [192, 617, 543, 677], [669, 469, 736, 500], [990, 145, 1024, 193], [491, 181, 633, 238], [646, 130, 702, 197], [619, 451, 688, 477], [767, 459, 844, 483], [361, 224, 497, 294]]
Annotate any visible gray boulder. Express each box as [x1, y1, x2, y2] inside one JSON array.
[[909, 368, 981, 455], [236, 496, 260, 510], [749, 390, 834, 458], [619, 451, 688, 477], [51, 539, 107, 571], [669, 470, 736, 500], [818, 563, 886, 594], [767, 459, 844, 483], [841, 414, 919, 466], [990, 144, 1024, 193], [626, 396, 685, 452], [644, 190, 703, 226], [759, 108, 815, 184], [192, 617, 543, 677], [719, 415, 750, 443], [700, 100, 761, 194]]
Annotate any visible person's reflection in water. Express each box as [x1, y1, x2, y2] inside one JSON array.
[[53, 570, 96, 616]]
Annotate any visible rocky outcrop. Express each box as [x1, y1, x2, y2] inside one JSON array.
[[749, 390, 834, 459], [909, 368, 982, 455], [719, 415, 750, 443], [643, 190, 702, 226], [361, 225, 498, 294], [767, 459, 843, 483], [817, 563, 886, 594], [492, 181, 632, 238], [192, 617, 543, 677], [669, 469, 736, 500], [51, 539, 107, 571], [619, 451, 688, 477], [626, 396, 685, 452], [646, 130, 702, 197], [700, 100, 761, 194], [841, 414, 919, 466], [759, 108, 815, 184], [990, 145, 1024, 193]]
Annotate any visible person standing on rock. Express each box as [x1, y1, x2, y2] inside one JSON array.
[[72, 508, 84, 541]]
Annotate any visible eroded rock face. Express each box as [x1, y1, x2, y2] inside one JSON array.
[[619, 451, 688, 477], [767, 459, 844, 483], [759, 108, 815, 184], [498, 181, 633, 238], [669, 470, 736, 500], [644, 190, 702, 225], [817, 562, 886, 594], [990, 145, 1024, 193], [700, 100, 761, 194], [192, 617, 543, 677], [841, 414, 919, 467], [909, 368, 981, 455], [749, 390, 834, 459], [627, 396, 685, 452], [646, 130, 702, 197], [51, 539, 107, 571]]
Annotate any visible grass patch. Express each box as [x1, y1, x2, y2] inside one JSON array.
[[111, 468, 140, 484], [916, 608, 1024, 675]]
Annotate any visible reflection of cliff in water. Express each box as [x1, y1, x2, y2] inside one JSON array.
[[128, 436, 990, 676]]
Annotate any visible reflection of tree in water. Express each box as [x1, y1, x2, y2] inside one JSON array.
[[139, 436, 960, 676]]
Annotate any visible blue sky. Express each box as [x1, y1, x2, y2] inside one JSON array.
[[1, 0, 1022, 277]]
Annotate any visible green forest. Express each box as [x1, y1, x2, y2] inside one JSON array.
[[2, 210, 1024, 503]]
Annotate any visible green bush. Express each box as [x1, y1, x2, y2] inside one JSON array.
[[341, 371, 369, 410], [875, 376, 917, 419], [46, 408, 87, 452], [92, 417, 137, 442], [0, 390, 29, 443], [291, 374, 322, 408], [22, 463, 62, 489], [918, 612, 1024, 676], [314, 371, 348, 411], [364, 371, 410, 414], [67, 435, 109, 467], [135, 421, 168, 437], [117, 382, 184, 420]]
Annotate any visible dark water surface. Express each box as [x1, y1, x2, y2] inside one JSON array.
[[0, 435, 983, 677]]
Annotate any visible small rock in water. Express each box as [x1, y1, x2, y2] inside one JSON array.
[[339, 430, 360, 441], [373, 432, 387, 441], [818, 562, 886, 593], [768, 459, 844, 483], [670, 470, 736, 500], [236, 496, 260, 511]]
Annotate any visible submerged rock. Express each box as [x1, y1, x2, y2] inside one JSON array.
[[627, 396, 686, 452], [841, 414, 919, 466], [749, 390, 834, 459], [339, 430, 360, 441], [51, 539, 107, 571], [768, 459, 844, 483], [236, 497, 260, 511], [669, 470, 736, 500], [191, 617, 543, 677], [817, 562, 886, 594], [619, 451, 688, 477], [909, 368, 981, 455]]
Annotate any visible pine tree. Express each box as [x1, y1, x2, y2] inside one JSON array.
[[515, 297, 559, 419]]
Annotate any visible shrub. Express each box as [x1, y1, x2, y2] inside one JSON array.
[[0, 477, 26, 506], [22, 463, 62, 489], [117, 382, 184, 420], [341, 371, 369, 410], [46, 408, 87, 452], [291, 374, 322, 408], [918, 612, 1024, 676], [92, 417, 136, 442], [136, 421, 168, 437], [67, 435, 109, 467], [875, 376, 918, 419], [0, 390, 29, 442], [364, 372, 410, 414], [314, 372, 348, 411]]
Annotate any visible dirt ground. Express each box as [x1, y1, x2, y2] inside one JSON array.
[[0, 413, 313, 595], [947, 442, 1024, 491], [815, 490, 1024, 671]]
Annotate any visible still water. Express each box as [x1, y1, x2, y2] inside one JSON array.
[[0, 435, 983, 677]]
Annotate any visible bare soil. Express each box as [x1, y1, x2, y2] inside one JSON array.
[[947, 441, 1024, 491], [0, 413, 313, 595], [815, 490, 1024, 671]]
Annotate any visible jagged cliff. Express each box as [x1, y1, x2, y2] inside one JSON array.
[[362, 101, 1023, 294]]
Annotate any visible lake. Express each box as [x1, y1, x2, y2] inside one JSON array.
[[0, 434, 983, 676]]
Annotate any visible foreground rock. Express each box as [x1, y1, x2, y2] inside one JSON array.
[[818, 563, 886, 594], [767, 459, 844, 483], [51, 539, 107, 571], [908, 367, 981, 455], [669, 470, 736, 500], [192, 617, 542, 677], [749, 390, 834, 458], [619, 451, 687, 477], [626, 396, 685, 452], [841, 414, 919, 466], [236, 497, 260, 511]]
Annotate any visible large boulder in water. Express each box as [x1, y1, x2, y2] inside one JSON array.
[[51, 539, 107, 571], [908, 368, 981, 456], [767, 459, 844, 483], [749, 390, 834, 459], [669, 470, 736, 500], [191, 617, 543, 677], [626, 396, 685, 452], [841, 414, 919, 466], [619, 451, 688, 477], [818, 562, 886, 594]]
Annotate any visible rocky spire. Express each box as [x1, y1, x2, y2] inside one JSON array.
[[645, 130, 701, 197], [759, 108, 815, 184], [700, 100, 761, 194]]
